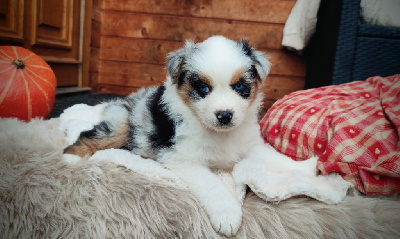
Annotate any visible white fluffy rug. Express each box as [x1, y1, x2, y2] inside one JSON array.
[[1, 118, 400, 238]]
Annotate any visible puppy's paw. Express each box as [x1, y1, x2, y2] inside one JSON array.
[[62, 154, 82, 165], [235, 184, 246, 205], [299, 156, 318, 176], [209, 201, 242, 237]]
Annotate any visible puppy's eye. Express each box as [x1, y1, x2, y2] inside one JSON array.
[[231, 80, 251, 99], [200, 85, 210, 93], [234, 82, 244, 91]]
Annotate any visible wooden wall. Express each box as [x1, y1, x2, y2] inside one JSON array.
[[90, 0, 306, 108]]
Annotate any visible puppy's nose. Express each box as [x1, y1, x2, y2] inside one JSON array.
[[216, 110, 233, 125]]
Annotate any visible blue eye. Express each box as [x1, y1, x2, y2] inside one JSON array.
[[234, 82, 244, 91], [200, 85, 210, 93]]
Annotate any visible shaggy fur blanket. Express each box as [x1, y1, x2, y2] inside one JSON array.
[[1, 118, 400, 238]]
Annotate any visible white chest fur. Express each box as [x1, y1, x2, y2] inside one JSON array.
[[159, 80, 263, 170], [159, 113, 262, 170]]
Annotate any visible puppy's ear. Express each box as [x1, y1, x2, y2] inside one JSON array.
[[166, 40, 195, 84], [238, 39, 271, 83]]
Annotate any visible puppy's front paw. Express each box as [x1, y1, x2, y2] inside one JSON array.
[[209, 201, 242, 237], [298, 156, 318, 177], [235, 184, 246, 205], [62, 154, 82, 164]]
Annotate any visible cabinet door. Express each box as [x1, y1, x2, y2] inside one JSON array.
[[0, 0, 90, 88], [0, 0, 24, 41]]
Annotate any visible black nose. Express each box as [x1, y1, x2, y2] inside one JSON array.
[[216, 110, 233, 125]]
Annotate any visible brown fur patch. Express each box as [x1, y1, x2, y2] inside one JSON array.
[[177, 80, 192, 104], [230, 68, 246, 85], [249, 81, 260, 104], [64, 122, 130, 158], [198, 73, 213, 87], [177, 73, 214, 104], [230, 68, 260, 104]]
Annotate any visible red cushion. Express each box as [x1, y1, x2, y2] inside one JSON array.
[[260, 75, 400, 195]]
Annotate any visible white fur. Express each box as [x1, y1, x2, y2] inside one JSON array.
[[60, 102, 352, 235], [89, 149, 187, 189], [60, 103, 106, 145], [159, 74, 263, 235], [155, 36, 315, 236], [103, 100, 130, 125], [61, 36, 351, 237], [63, 153, 83, 164], [361, 0, 400, 27], [128, 87, 159, 158], [190, 36, 253, 83], [233, 149, 353, 204]]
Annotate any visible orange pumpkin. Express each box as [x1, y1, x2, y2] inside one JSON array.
[[0, 46, 56, 121]]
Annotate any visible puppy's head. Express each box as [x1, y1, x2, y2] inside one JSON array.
[[166, 36, 270, 132]]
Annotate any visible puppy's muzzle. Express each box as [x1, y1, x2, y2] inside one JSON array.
[[216, 110, 233, 125]]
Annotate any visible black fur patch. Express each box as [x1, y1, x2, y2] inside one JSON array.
[[240, 39, 253, 57], [231, 78, 251, 99], [148, 86, 175, 149], [121, 102, 132, 112], [80, 121, 112, 139], [249, 65, 261, 82], [240, 40, 262, 82], [188, 73, 212, 100], [177, 69, 187, 87], [123, 121, 137, 151]]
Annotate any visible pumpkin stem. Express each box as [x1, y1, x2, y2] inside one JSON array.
[[12, 57, 25, 69]]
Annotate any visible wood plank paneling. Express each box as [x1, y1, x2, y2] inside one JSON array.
[[50, 63, 79, 86], [92, 0, 102, 13], [90, 0, 305, 109], [99, 37, 306, 77], [91, 20, 101, 47], [96, 84, 141, 95], [101, 0, 295, 24], [268, 51, 306, 77], [99, 37, 178, 64], [263, 75, 305, 100], [101, 12, 284, 49], [90, 47, 100, 73], [97, 60, 166, 87]]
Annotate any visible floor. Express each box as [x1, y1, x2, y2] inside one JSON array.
[[49, 92, 124, 118]]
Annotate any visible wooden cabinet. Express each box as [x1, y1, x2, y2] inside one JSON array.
[[0, 0, 24, 41], [0, 0, 92, 88]]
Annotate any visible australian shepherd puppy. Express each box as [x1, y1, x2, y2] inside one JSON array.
[[63, 36, 316, 236]]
